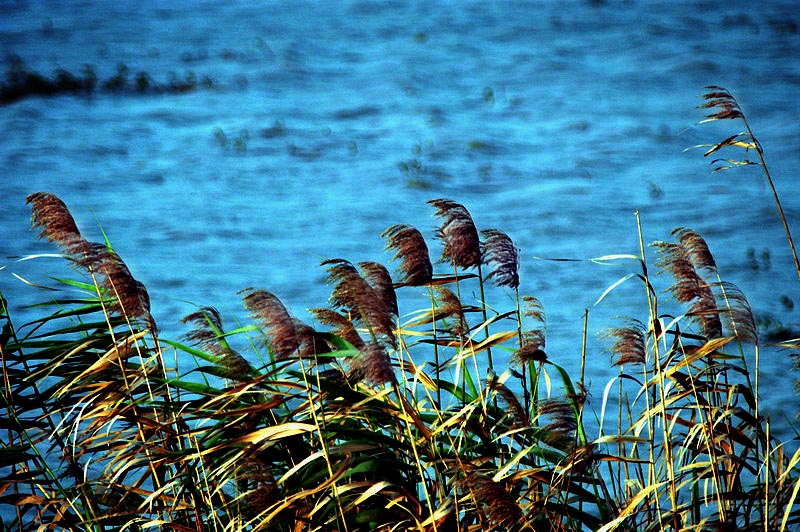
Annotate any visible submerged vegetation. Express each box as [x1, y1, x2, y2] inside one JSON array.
[[1, 88, 799, 531], [0, 56, 214, 105]]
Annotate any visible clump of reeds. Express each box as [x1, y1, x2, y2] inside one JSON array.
[[4, 86, 800, 532]]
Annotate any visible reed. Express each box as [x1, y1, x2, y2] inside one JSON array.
[[1, 88, 799, 532]]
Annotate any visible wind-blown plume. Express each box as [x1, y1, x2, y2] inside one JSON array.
[[653, 240, 722, 339], [358, 261, 398, 317], [323, 259, 395, 348], [481, 228, 520, 289], [434, 286, 470, 339], [241, 289, 299, 359], [349, 341, 395, 385], [673, 227, 717, 272], [516, 296, 547, 364], [461, 471, 523, 528], [381, 224, 433, 286], [310, 307, 365, 350], [26, 192, 82, 246], [182, 306, 253, 376], [607, 319, 647, 367], [27, 192, 155, 330], [428, 198, 482, 269]]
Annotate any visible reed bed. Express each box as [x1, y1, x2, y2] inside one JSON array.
[[1, 87, 799, 531]]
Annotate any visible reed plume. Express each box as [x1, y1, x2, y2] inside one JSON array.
[[349, 341, 395, 385], [538, 398, 578, 448], [26, 192, 82, 246], [322, 259, 395, 348], [487, 373, 529, 427], [435, 286, 469, 339], [481, 228, 520, 289], [358, 261, 398, 317], [716, 281, 758, 344], [381, 224, 433, 286], [241, 288, 299, 359], [516, 296, 547, 364], [310, 307, 365, 349], [461, 471, 523, 528], [672, 227, 717, 272], [608, 319, 647, 367], [27, 193, 155, 329], [653, 240, 722, 339], [182, 306, 253, 376], [428, 198, 482, 269], [699, 86, 744, 122]]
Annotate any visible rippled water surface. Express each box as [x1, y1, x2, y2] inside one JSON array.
[[2, 1, 800, 436]]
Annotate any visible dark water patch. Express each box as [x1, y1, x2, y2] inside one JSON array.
[[0, 57, 215, 105], [332, 105, 382, 120]]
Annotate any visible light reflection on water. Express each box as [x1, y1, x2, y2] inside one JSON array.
[[1, 1, 799, 440]]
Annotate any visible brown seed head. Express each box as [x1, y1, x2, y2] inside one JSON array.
[[461, 471, 523, 528], [481, 228, 520, 289], [26, 192, 82, 247], [428, 198, 482, 269], [323, 259, 396, 348], [381, 224, 433, 286], [607, 320, 647, 367], [358, 261, 398, 317], [350, 341, 395, 385], [241, 289, 298, 359], [435, 286, 470, 339], [310, 307, 365, 350]]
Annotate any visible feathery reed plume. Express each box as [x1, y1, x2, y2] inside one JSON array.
[[310, 307, 365, 349], [461, 471, 523, 528], [435, 286, 470, 339], [481, 228, 520, 289], [672, 227, 717, 272], [699, 86, 744, 122], [27, 193, 155, 330], [323, 259, 395, 348], [381, 224, 433, 286], [240, 456, 279, 518], [538, 398, 578, 448], [349, 341, 395, 385], [653, 241, 722, 338], [516, 296, 547, 363], [241, 288, 298, 359], [358, 261, 398, 317], [487, 373, 529, 427], [26, 192, 82, 246], [75, 242, 154, 329], [428, 198, 482, 269], [716, 281, 758, 344], [607, 319, 647, 367], [182, 306, 253, 376], [292, 318, 331, 358]]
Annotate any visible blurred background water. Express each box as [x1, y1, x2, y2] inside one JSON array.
[[2, 1, 799, 438]]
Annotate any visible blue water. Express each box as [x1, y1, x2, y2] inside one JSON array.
[[2, 1, 800, 439]]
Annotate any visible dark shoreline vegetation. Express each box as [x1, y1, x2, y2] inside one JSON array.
[[1, 88, 799, 531], [0, 56, 214, 105]]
